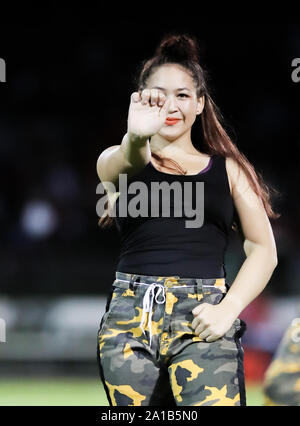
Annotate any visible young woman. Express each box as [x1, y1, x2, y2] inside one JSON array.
[[96, 33, 279, 406]]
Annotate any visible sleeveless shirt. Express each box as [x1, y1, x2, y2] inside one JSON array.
[[113, 154, 235, 278]]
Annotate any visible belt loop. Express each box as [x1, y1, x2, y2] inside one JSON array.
[[194, 279, 203, 297], [129, 274, 136, 291]]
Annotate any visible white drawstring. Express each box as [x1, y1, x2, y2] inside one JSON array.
[[139, 283, 166, 347]]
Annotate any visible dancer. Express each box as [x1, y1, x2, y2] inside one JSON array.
[[96, 33, 279, 406]]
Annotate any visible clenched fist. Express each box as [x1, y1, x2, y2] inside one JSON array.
[[191, 302, 237, 343]]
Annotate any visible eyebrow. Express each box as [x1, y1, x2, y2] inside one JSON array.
[[152, 86, 191, 92]]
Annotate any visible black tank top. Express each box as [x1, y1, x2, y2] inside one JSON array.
[[113, 154, 235, 278]]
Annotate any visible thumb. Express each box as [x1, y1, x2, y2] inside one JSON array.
[[160, 97, 171, 115], [192, 303, 209, 317]]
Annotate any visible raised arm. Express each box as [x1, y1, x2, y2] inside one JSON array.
[[96, 135, 150, 191], [96, 89, 171, 190]]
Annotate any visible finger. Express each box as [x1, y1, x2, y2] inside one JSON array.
[[150, 89, 159, 106], [192, 303, 209, 317], [141, 89, 150, 105], [195, 322, 207, 336], [160, 97, 171, 113], [206, 334, 219, 343], [191, 317, 199, 330], [158, 92, 166, 107], [131, 92, 140, 103], [198, 328, 211, 340]]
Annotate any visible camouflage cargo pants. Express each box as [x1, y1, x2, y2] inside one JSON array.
[[97, 271, 247, 406]]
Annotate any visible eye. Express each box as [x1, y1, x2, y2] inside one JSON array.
[[178, 93, 189, 98]]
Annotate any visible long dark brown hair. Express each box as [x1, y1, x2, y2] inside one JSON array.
[[98, 33, 281, 232]]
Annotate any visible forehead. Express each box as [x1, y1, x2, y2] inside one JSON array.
[[147, 64, 195, 90]]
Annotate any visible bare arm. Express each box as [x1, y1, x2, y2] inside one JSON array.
[[97, 89, 171, 191], [192, 157, 278, 342], [219, 157, 278, 314], [96, 134, 151, 190]]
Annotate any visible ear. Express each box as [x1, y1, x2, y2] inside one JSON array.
[[196, 95, 205, 115]]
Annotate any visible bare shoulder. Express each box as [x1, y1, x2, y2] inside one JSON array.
[[97, 145, 120, 163], [225, 156, 250, 199], [225, 156, 277, 256], [96, 145, 120, 181]]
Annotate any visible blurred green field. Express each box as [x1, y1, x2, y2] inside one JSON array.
[[0, 378, 264, 406]]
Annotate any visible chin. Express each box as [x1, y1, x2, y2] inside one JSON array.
[[159, 130, 183, 142]]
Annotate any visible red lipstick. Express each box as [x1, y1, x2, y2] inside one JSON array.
[[165, 118, 180, 126]]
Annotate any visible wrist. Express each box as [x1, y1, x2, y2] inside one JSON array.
[[219, 294, 244, 317], [127, 132, 149, 145]]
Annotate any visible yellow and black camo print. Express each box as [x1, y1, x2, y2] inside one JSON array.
[[97, 272, 247, 406], [263, 315, 300, 406]]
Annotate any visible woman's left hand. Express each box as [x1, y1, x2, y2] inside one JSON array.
[[191, 302, 237, 343]]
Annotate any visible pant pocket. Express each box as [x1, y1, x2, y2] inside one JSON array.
[[234, 318, 247, 339], [98, 287, 124, 337], [203, 289, 226, 305]]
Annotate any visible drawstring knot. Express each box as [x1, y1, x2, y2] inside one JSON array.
[[139, 283, 166, 347]]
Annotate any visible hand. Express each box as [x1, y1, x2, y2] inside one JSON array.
[[191, 302, 237, 343], [127, 89, 171, 140]]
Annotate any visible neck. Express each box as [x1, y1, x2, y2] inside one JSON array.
[[150, 132, 199, 157]]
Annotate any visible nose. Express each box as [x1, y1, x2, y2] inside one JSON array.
[[167, 95, 179, 113]]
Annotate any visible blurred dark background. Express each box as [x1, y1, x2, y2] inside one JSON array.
[[1, 15, 299, 296], [0, 7, 299, 403]]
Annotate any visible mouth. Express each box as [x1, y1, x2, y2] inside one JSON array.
[[165, 118, 181, 126]]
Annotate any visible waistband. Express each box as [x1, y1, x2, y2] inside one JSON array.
[[114, 271, 227, 349], [115, 271, 227, 293]]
